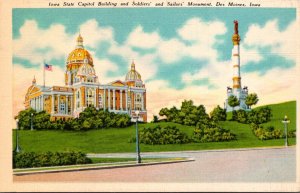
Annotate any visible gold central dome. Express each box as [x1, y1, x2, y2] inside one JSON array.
[[66, 34, 93, 66], [125, 61, 141, 81]]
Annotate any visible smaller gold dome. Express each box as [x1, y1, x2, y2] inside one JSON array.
[[125, 61, 142, 81]]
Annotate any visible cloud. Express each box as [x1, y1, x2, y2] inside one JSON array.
[[126, 25, 161, 49], [13, 20, 74, 65], [178, 18, 226, 43], [244, 19, 297, 61], [109, 40, 158, 81], [79, 19, 114, 49]]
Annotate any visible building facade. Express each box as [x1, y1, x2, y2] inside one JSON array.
[[225, 20, 249, 112], [24, 34, 147, 122]]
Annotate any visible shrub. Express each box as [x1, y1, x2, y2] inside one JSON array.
[[159, 100, 210, 127], [192, 127, 236, 143], [236, 110, 248, 123], [233, 107, 272, 124], [210, 105, 227, 122], [13, 151, 92, 168], [138, 125, 190, 145], [250, 123, 283, 140]]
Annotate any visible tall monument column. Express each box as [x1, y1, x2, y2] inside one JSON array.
[[232, 20, 241, 95]]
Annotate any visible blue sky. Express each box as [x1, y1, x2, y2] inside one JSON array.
[[13, 7, 298, 118]]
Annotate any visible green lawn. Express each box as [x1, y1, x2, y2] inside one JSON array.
[[12, 101, 296, 153]]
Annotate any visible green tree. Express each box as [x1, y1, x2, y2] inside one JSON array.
[[152, 115, 159, 123], [245, 93, 259, 109], [15, 108, 51, 130], [228, 95, 240, 111], [210, 105, 227, 122], [159, 108, 170, 120]]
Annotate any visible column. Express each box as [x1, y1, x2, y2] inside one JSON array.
[[108, 88, 111, 110], [120, 90, 123, 111], [85, 88, 87, 107], [41, 95, 44, 111], [57, 95, 60, 114], [51, 94, 54, 114], [70, 96, 73, 115], [39, 96, 41, 111], [66, 95, 68, 115], [94, 88, 97, 108], [141, 92, 144, 111], [113, 89, 116, 110], [103, 88, 106, 110], [37, 97, 39, 111], [125, 90, 128, 111]]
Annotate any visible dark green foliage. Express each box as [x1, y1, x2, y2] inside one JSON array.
[[227, 95, 240, 111], [139, 125, 190, 145], [15, 108, 52, 130], [159, 100, 210, 127], [13, 151, 92, 168], [232, 107, 272, 124], [210, 105, 227, 122], [192, 127, 236, 142], [15, 107, 131, 131], [235, 110, 248, 123], [245, 93, 259, 109], [288, 130, 296, 138], [250, 123, 284, 140], [152, 115, 159, 123]]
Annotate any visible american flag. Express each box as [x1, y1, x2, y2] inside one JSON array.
[[44, 63, 53, 71]]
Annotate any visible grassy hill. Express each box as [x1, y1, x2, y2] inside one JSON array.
[[13, 101, 296, 153]]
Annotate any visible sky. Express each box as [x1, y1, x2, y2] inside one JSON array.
[[13, 8, 298, 122]]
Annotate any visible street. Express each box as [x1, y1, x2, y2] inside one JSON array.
[[14, 147, 296, 182]]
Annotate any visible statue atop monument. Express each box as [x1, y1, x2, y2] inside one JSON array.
[[234, 20, 239, 34]]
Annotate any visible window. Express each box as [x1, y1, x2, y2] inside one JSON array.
[[76, 90, 80, 108], [98, 94, 103, 108], [87, 88, 95, 107], [60, 103, 65, 114]]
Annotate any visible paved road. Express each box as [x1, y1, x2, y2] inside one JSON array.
[[14, 147, 296, 182]]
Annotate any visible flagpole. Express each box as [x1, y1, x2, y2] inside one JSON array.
[[43, 60, 45, 88]]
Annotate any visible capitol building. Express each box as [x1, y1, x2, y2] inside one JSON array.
[[24, 34, 147, 122]]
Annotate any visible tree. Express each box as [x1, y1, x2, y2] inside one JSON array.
[[245, 93, 259, 109], [15, 108, 51, 130], [227, 95, 240, 111], [159, 108, 170, 120], [152, 115, 159, 123], [210, 105, 227, 122]]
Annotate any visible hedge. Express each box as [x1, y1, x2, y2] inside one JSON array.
[[13, 151, 91, 168], [137, 125, 190, 145], [192, 127, 236, 143]]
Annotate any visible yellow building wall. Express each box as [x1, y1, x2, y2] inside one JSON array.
[[80, 87, 85, 107]]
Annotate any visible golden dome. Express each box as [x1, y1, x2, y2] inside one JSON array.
[[67, 48, 93, 66], [125, 61, 142, 81], [66, 34, 93, 66]]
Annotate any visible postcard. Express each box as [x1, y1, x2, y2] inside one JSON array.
[[0, 0, 299, 192]]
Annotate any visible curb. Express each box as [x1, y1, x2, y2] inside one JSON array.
[[13, 158, 194, 176], [87, 145, 296, 157]]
